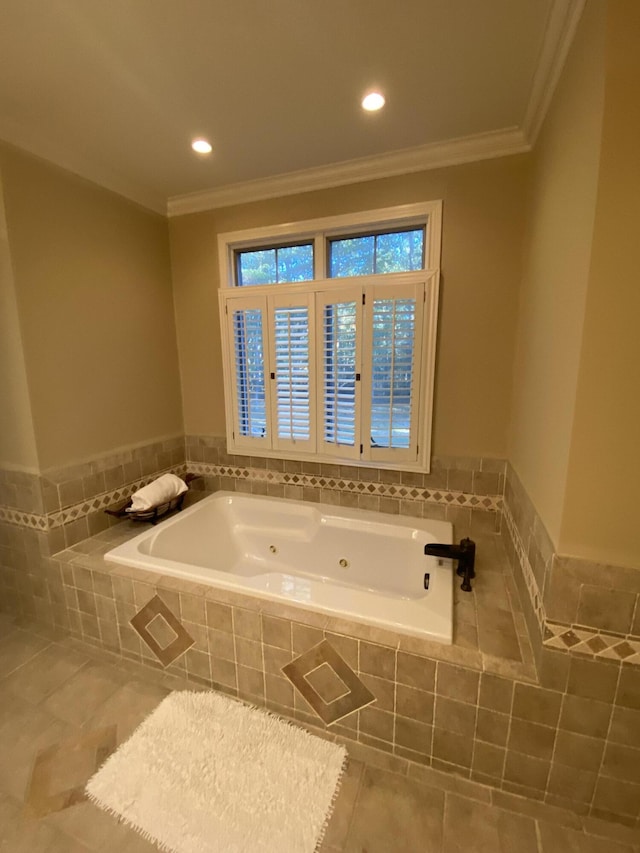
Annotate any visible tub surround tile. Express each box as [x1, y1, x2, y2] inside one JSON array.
[[5, 460, 640, 831], [185, 452, 504, 520], [305, 662, 351, 703], [0, 437, 186, 544], [396, 684, 434, 724], [205, 600, 233, 634], [129, 594, 194, 667], [261, 614, 292, 650], [282, 639, 376, 725], [502, 468, 640, 668]]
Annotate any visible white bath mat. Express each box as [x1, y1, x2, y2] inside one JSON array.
[[86, 690, 347, 853]]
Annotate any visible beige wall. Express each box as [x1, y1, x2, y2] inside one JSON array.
[[170, 155, 529, 459], [560, 0, 640, 568], [0, 144, 183, 471], [0, 175, 39, 471], [508, 1, 606, 545]]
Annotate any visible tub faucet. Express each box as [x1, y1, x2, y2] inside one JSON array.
[[424, 538, 476, 592]]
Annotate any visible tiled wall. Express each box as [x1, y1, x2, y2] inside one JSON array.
[[502, 463, 640, 665], [3, 435, 640, 829], [0, 434, 506, 624], [33, 536, 640, 829], [0, 437, 185, 619], [500, 464, 640, 828], [185, 435, 504, 537], [0, 468, 44, 515], [0, 436, 185, 543]]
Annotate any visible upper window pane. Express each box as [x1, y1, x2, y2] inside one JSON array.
[[330, 236, 375, 278], [237, 244, 313, 286], [329, 228, 424, 278]]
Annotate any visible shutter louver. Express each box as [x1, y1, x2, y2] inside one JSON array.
[[273, 304, 311, 443], [323, 302, 357, 446]]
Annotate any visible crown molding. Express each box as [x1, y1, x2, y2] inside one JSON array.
[[167, 0, 585, 218], [167, 127, 529, 217], [522, 0, 586, 145], [1, 2, 580, 218]]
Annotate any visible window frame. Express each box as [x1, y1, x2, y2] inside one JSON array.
[[218, 201, 442, 287], [217, 202, 442, 473]]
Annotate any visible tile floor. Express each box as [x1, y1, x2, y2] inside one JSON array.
[[0, 615, 638, 852]]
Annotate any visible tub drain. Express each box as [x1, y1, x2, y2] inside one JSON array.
[[339, 558, 349, 568], [269, 545, 277, 554]]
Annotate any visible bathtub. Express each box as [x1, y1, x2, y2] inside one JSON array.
[[105, 492, 454, 644]]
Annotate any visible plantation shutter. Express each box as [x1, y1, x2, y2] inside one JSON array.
[[316, 286, 362, 460], [224, 295, 272, 450], [219, 269, 439, 470], [270, 293, 316, 452], [361, 281, 425, 464]]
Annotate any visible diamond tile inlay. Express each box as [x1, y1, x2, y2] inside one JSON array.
[[612, 641, 635, 659], [586, 635, 609, 654], [130, 594, 194, 666], [25, 725, 117, 817], [282, 639, 375, 724]]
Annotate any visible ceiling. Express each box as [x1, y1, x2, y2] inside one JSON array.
[[0, 1, 583, 215]]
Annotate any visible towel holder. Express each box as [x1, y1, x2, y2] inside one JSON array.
[[104, 473, 202, 525]]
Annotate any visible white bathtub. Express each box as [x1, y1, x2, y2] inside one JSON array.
[[105, 492, 454, 644]]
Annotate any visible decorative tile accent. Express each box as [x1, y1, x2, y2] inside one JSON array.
[[25, 725, 117, 817], [282, 639, 375, 724], [543, 620, 640, 660], [48, 464, 187, 529], [0, 506, 48, 530], [305, 661, 351, 702], [188, 462, 503, 512], [0, 464, 187, 532], [130, 594, 194, 666]]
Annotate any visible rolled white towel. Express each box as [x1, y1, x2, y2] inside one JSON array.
[[127, 473, 188, 512]]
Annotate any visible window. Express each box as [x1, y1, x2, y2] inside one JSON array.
[[236, 243, 313, 285], [218, 202, 442, 472], [328, 227, 424, 278]]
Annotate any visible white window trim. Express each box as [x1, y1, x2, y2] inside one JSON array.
[[217, 201, 442, 473]]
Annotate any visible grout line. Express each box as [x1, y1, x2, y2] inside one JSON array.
[[589, 663, 622, 819], [542, 689, 563, 808], [440, 789, 449, 853], [534, 817, 543, 852], [2, 640, 53, 679], [339, 758, 365, 851], [499, 674, 517, 792]]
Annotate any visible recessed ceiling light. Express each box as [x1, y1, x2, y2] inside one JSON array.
[[362, 92, 385, 112], [192, 138, 212, 154]]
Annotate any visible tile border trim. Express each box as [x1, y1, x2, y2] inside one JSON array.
[[0, 506, 48, 530], [47, 464, 187, 530], [188, 462, 503, 512], [0, 464, 186, 532]]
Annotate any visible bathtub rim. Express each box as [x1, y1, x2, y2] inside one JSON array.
[[104, 491, 454, 644]]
